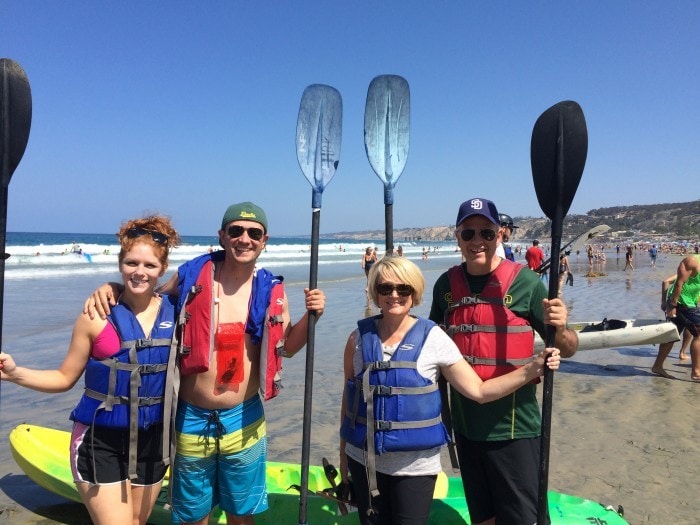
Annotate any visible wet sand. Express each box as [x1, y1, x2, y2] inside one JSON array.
[[1, 250, 698, 524]]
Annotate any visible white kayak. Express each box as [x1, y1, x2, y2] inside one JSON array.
[[534, 318, 680, 351]]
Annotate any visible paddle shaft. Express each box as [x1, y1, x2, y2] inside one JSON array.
[[298, 208, 320, 525], [1, 64, 11, 398], [537, 111, 567, 523], [0, 187, 7, 371], [385, 203, 393, 254]]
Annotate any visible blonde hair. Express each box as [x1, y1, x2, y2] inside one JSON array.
[[116, 215, 181, 271], [367, 256, 425, 306]]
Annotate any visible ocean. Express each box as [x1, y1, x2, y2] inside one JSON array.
[[3, 231, 458, 283]]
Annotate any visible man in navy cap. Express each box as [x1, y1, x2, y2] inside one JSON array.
[[430, 197, 578, 525]]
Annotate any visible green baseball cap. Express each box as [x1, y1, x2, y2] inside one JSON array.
[[221, 202, 268, 232]]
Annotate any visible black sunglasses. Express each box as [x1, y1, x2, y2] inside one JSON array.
[[459, 228, 497, 242], [376, 283, 414, 297], [125, 228, 168, 245], [227, 225, 265, 241]]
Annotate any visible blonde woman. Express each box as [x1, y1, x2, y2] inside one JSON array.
[[339, 256, 560, 525]]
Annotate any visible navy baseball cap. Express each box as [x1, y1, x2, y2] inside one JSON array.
[[456, 198, 500, 227]]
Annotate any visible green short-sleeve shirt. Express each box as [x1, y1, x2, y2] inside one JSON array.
[[429, 262, 548, 441]]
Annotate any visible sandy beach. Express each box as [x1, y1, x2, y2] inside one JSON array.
[[1, 249, 698, 524]]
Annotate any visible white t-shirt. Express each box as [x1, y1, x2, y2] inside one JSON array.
[[344, 325, 462, 476], [495, 242, 506, 258]]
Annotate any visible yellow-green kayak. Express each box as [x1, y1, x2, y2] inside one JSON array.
[[9, 424, 629, 524]]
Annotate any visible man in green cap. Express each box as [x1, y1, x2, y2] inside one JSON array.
[[86, 201, 325, 525]]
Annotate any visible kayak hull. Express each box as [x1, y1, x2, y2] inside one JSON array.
[[535, 318, 679, 351], [9, 424, 629, 524]]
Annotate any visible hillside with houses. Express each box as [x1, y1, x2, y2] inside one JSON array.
[[322, 200, 700, 243]]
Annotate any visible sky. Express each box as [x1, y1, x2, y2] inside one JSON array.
[[3, 1, 699, 237]]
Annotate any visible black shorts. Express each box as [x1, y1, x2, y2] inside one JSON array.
[[676, 306, 700, 337], [70, 422, 167, 486], [347, 456, 437, 525], [455, 434, 549, 525]]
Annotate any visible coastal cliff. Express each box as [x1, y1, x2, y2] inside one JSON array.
[[322, 200, 700, 242]]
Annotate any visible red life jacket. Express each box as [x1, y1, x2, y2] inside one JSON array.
[[178, 257, 286, 401], [445, 261, 536, 381]]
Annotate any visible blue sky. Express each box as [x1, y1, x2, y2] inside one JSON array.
[[4, 2, 699, 236]]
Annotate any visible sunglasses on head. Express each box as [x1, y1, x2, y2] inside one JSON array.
[[459, 228, 497, 242], [125, 228, 168, 245], [376, 283, 414, 297], [227, 225, 265, 241]]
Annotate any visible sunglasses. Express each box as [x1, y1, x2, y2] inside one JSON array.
[[227, 225, 265, 241], [125, 228, 168, 245], [458, 228, 497, 242], [376, 283, 414, 297]]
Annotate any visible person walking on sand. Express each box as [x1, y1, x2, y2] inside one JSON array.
[[623, 245, 634, 271], [362, 246, 377, 305], [429, 197, 578, 525], [339, 256, 561, 525], [85, 202, 326, 525], [649, 244, 658, 268], [525, 239, 544, 272], [557, 251, 571, 297], [651, 274, 689, 378], [2, 215, 181, 525], [664, 254, 700, 380]]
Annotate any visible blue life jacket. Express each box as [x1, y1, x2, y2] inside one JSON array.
[[71, 295, 177, 481], [341, 315, 449, 498], [71, 295, 176, 430], [340, 315, 449, 454], [504, 244, 515, 261]]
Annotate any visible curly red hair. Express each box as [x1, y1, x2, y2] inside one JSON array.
[[116, 215, 181, 271]]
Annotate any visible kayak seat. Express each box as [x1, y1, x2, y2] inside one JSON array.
[[580, 318, 627, 332]]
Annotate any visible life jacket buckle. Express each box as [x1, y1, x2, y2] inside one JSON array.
[[136, 338, 154, 348], [375, 385, 392, 396], [371, 361, 391, 370], [458, 324, 476, 333], [375, 420, 393, 431]]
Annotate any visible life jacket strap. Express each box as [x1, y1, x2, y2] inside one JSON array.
[[83, 389, 165, 406], [463, 355, 534, 366], [446, 324, 532, 336], [445, 295, 505, 312], [368, 383, 438, 396], [362, 360, 417, 372]]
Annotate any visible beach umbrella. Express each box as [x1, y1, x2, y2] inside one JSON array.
[[530, 100, 588, 523], [364, 75, 409, 254], [0, 58, 33, 401], [295, 84, 342, 525]]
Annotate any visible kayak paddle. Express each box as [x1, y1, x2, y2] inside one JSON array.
[[295, 84, 342, 525], [364, 75, 409, 255], [530, 100, 587, 524], [0, 58, 32, 400]]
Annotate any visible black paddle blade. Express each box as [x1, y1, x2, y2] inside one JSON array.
[[364, 74, 409, 204], [1, 58, 32, 186], [296, 84, 342, 209], [530, 101, 587, 221]]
